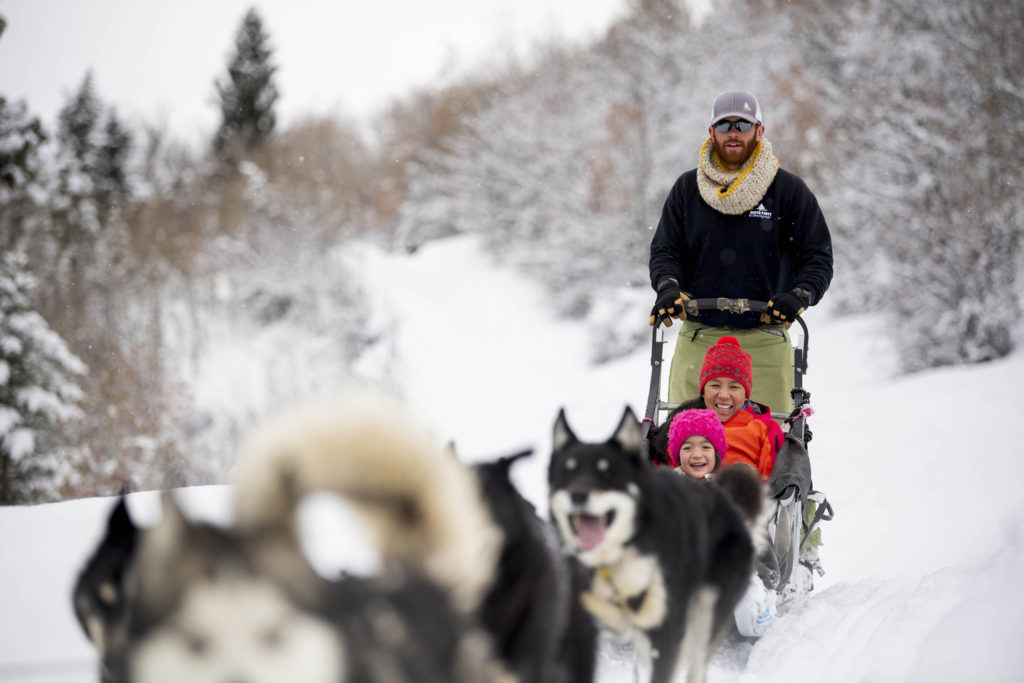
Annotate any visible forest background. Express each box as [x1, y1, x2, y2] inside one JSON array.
[[0, 0, 1021, 503]]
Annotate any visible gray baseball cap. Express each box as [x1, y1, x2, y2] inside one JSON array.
[[710, 90, 762, 125]]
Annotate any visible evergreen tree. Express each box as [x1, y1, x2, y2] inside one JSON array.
[[93, 110, 134, 227], [0, 97, 47, 254], [53, 72, 102, 250], [0, 252, 86, 503], [212, 7, 278, 160], [45, 73, 104, 341], [45, 74, 134, 335], [58, 72, 101, 170]]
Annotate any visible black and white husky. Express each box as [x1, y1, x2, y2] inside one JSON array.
[[548, 406, 764, 683], [73, 392, 596, 682]]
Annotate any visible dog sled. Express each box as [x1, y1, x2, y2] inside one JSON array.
[[639, 298, 833, 605]]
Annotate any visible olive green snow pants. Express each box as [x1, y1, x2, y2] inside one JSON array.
[[667, 321, 795, 416]]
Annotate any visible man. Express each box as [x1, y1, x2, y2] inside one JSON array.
[[649, 90, 833, 415]]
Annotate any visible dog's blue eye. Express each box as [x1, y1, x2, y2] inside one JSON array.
[[566, 458, 577, 470]]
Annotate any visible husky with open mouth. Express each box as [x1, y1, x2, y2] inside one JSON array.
[[548, 407, 764, 683]]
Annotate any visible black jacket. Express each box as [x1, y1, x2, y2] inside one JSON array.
[[649, 168, 834, 328]]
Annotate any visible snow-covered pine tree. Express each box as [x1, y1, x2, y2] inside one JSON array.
[[57, 72, 101, 173], [39, 72, 135, 340], [212, 7, 278, 162], [0, 82, 86, 503], [93, 110, 134, 228], [0, 252, 85, 503], [0, 97, 47, 255], [48, 72, 102, 334]]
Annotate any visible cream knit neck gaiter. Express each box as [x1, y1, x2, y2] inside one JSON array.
[[696, 137, 779, 215]]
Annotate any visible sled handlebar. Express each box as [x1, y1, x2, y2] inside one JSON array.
[[679, 298, 806, 337], [682, 297, 768, 316]]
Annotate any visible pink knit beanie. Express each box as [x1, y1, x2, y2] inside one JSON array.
[[667, 409, 728, 468], [699, 335, 753, 398]]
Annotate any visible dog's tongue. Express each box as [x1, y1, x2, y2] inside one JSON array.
[[575, 513, 606, 551]]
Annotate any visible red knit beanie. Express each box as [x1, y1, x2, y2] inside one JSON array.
[[667, 409, 727, 469], [699, 336, 752, 398]]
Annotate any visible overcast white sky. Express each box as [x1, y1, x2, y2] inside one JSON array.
[[0, 0, 631, 144]]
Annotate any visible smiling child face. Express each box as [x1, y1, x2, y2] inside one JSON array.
[[678, 435, 718, 479]]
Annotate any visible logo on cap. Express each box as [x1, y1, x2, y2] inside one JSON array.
[[743, 102, 752, 112]]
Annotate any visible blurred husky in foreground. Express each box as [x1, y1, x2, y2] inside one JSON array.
[[73, 392, 596, 682], [548, 407, 765, 683]]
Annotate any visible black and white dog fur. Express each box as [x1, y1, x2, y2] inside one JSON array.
[[73, 392, 597, 682], [470, 450, 598, 683], [548, 406, 765, 683]]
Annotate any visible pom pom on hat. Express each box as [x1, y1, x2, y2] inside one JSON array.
[[667, 409, 728, 468], [700, 336, 753, 398]]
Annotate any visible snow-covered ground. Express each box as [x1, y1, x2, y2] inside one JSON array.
[[2, 235, 1023, 682]]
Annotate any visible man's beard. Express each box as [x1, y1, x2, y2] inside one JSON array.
[[713, 135, 758, 170]]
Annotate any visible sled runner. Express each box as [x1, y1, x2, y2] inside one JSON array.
[[640, 298, 833, 605]]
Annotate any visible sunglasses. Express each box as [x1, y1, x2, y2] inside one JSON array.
[[712, 120, 756, 133]]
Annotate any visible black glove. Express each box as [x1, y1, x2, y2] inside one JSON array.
[[649, 280, 693, 327], [761, 287, 812, 328]]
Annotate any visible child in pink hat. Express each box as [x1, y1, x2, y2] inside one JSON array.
[[666, 409, 727, 480], [667, 406, 779, 634]]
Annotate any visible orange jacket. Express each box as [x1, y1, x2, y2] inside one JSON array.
[[722, 410, 774, 480]]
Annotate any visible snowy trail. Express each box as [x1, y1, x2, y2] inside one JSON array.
[[2, 235, 1024, 682], [354, 236, 592, 451], [350, 235, 650, 504]]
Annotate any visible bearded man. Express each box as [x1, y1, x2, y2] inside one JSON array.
[[649, 90, 834, 416]]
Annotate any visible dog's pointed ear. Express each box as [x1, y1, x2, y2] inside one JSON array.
[[106, 494, 138, 546], [610, 406, 642, 455], [502, 448, 534, 464], [495, 448, 533, 475], [552, 408, 577, 452], [73, 494, 139, 650], [145, 490, 189, 563]]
